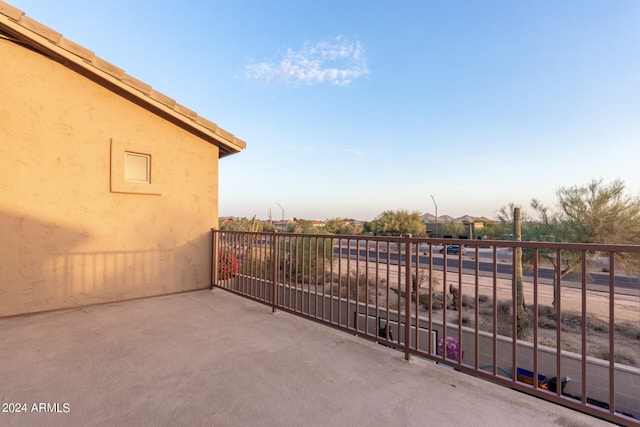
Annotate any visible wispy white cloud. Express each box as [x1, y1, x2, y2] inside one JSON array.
[[344, 149, 364, 156], [287, 145, 313, 152], [244, 36, 369, 86]]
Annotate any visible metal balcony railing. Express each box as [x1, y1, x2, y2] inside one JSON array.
[[211, 229, 640, 425]]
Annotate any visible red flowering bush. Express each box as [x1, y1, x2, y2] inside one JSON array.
[[218, 251, 240, 280]]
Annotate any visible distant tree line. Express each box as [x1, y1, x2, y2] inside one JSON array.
[[220, 179, 640, 246]]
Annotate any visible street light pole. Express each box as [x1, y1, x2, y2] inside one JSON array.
[[276, 202, 284, 230], [430, 195, 438, 239]]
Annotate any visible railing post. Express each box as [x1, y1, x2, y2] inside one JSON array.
[[272, 231, 279, 313], [211, 228, 219, 288], [404, 233, 412, 361]]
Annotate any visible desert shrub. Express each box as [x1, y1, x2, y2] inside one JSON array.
[[494, 300, 530, 338], [478, 296, 494, 317], [461, 295, 475, 308], [452, 315, 472, 326], [240, 250, 272, 278], [496, 300, 513, 336], [616, 322, 640, 340], [534, 304, 559, 330], [280, 236, 332, 284], [479, 305, 494, 318], [537, 304, 555, 318], [497, 300, 512, 317], [418, 292, 430, 306], [596, 346, 638, 366], [331, 270, 375, 302], [411, 268, 428, 293], [586, 317, 608, 333], [538, 316, 557, 330], [419, 292, 446, 311], [559, 312, 582, 333]]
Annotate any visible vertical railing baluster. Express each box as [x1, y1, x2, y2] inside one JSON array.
[[355, 237, 360, 332], [442, 245, 448, 362], [386, 241, 390, 344], [307, 236, 311, 316], [397, 239, 402, 347], [315, 237, 319, 319], [428, 242, 433, 355], [492, 245, 497, 376], [329, 237, 335, 324], [414, 242, 419, 353], [555, 249, 562, 397], [512, 243, 517, 383], [608, 251, 616, 415], [365, 237, 370, 336], [288, 235, 293, 310], [404, 234, 412, 361], [458, 244, 463, 367], [294, 235, 299, 312], [533, 248, 539, 389], [272, 232, 279, 313], [338, 238, 342, 327], [211, 228, 218, 287], [347, 237, 351, 329], [375, 240, 380, 339], [580, 249, 587, 405], [474, 244, 480, 370]]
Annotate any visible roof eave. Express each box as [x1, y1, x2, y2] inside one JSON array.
[[0, 2, 246, 158]]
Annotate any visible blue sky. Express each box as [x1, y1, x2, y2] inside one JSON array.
[[12, 1, 640, 221]]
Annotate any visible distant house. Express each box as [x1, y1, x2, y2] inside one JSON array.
[[0, 2, 245, 317]]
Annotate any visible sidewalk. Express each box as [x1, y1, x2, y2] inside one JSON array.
[[0, 289, 615, 426]]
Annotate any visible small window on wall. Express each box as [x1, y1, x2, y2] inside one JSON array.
[[110, 139, 161, 195], [125, 152, 151, 183]]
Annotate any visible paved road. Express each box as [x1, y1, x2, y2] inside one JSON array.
[[334, 243, 639, 296], [252, 237, 638, 295]]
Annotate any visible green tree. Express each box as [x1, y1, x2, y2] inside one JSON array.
[[280, 236, 333, 284], [555, 178, 640, 245], [220, 216, 276, 232], [440, 221, 466, 238], [478, 220, 500, 239], [287, 219, 318, 233], [323, 218, 363, 235], [528, 198, 577, 310], [371, 210, 427, 236], [530, 179, 640, 309], [262, 221, 277, 233], [221, 217, 255, 231]]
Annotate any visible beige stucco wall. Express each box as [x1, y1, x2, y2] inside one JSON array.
[[0, 37, 220, 317]]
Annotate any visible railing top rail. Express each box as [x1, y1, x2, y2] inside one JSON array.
[[212, 229, 640, 253]]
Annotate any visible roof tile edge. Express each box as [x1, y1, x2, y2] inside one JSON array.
[[121, 74, 152, 96], [195, 116, 218, 133], [0, 1, 22, 21], [91, 56, 126, 80], [57, 37, 93, 61]]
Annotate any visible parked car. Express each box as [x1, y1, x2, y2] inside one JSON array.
[[440, 244, 464, 255]]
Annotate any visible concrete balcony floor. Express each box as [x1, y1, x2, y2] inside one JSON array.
[[1, 289, 614, 426]]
